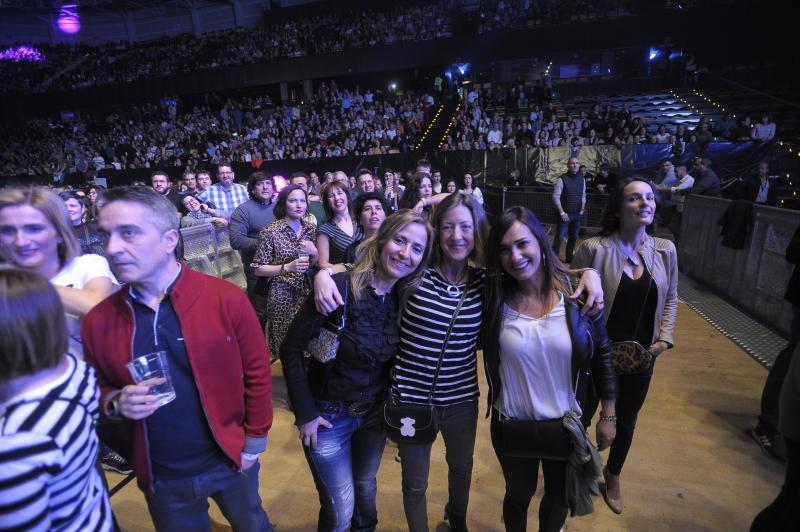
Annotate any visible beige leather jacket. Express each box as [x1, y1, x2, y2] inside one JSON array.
[[572, 234, 678, 348]]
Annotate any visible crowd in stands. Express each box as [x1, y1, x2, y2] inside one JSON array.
[[0, 83, 434, 177], [2, 2, 451, 94], [0, 77, 779, 180], [441, 84, 777, 155], [477, 0, 632, 33]]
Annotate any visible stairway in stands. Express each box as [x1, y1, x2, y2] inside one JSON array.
[[416, 102, 460, 151]]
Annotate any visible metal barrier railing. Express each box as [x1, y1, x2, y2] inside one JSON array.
[[679, 195, 800, 337], [483, 187, 610, 228], [180, 224, 247, 289]]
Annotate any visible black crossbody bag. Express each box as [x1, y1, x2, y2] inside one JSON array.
[[384, 278, 469, 445]]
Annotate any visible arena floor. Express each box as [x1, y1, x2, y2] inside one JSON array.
[[106, 298, 786, 531]]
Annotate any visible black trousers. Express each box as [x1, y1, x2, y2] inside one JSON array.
[[490, 410, 568, 532], [582, 371, 652, 476], [245, 273, 269, 331], [751, 437, 800, 531], [758, 305, 800, 434]]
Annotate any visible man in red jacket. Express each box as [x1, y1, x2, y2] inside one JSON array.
[[81, 186, 274, 531]]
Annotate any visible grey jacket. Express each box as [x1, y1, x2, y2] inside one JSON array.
[[572, 234, 678, 348]]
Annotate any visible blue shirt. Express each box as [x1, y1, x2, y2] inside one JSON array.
[[130, 265, 228, 479], [199, 183, 249, 216]]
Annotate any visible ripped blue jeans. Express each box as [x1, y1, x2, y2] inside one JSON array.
[[302, 400, 387, 532]]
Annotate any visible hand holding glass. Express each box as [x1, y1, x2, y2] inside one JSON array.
[[126, 351, 177, 407]]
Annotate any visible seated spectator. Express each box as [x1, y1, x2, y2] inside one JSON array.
[[752, 114, 776, 142], [653, 124, 672, 143], [735, 116, 754, 141], [714, 112, 737, 140]]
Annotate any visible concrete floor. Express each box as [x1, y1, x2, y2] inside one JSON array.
[[107, 301, 786, 531]]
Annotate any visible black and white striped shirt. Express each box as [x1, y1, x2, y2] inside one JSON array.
[[0, 354, 113, 532], [393, 267, 484, 406]]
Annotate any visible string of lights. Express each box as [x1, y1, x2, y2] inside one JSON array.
[[436, 103, 461, 150], [415, 105, 444, 150]]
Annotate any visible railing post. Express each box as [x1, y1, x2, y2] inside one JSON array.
[[502, 186, 507, 211]]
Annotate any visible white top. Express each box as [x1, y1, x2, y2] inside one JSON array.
[[494, 296, 581, 421], [50, 254, 118, 358], [461, 187, 483, 205]]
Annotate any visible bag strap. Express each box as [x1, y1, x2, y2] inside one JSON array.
[[426, 271, 471, 404], [630, 244, 656, 341], [335, 279, 350, 332]]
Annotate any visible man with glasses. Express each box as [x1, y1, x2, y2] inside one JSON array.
[[199, 162, 249, 218]]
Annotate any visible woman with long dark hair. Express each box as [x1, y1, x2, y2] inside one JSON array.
[[483, 206, 617, 532], [252, 184, 318, 359], [280, 210, 433, 532], [572, 178, 678, 515]]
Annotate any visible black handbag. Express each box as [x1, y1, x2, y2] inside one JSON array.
[[384, 274, 470, 445], [499, 416, 571, 461]]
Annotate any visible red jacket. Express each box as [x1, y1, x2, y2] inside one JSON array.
[[81, 265, 273, 495]]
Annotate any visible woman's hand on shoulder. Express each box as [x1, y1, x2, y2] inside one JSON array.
[[569, 268, 604, 316], [314, 270, 344, 315], [299, 416, 333, 448]]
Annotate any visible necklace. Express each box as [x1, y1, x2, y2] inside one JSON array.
[[437, 263, 468, 297]]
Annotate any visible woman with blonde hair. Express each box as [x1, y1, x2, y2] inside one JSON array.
[[0, 187, 116, 358], [281, 210, 433, 532]]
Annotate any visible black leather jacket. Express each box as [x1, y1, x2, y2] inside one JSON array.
[[483, 297, 617, 418]]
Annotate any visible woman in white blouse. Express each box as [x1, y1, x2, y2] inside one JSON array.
[[461, 173, 484, 205]]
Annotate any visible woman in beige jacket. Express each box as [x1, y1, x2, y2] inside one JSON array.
[[572, 178, 678, 515]]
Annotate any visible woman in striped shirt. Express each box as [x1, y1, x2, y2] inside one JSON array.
[[317, 181, 363, 269], [315, 195, 605, 531], [0, 268, 113, 532]]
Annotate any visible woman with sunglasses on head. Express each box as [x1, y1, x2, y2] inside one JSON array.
[[572, 178, 677, 515], [281, 210, 433, 532], [483, 206, 617, 532]]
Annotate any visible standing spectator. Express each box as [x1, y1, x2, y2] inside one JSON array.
[[0, 268, 114, 532], [252, 185, 318, 360], [230, 172, 276, 329], [196, 170, 213, 193], [151, 170, 183, 209], [750, 225, 800, 464], [461, 173, 484, 205], [357, 169, 377, 194], [752, 114, 776, 142], [317, 181, 362, 269], [691, 157, 721, 197], [552, 156, 586, 263], [82, 186, 274, 530], [432, 170, 443, 194], [743, 161, 778, 206], [60, 190, 107, 257], [573, 179, 678, 516], [290, 172, 326, 226], [181, 171, 198, 195], [199, 162, 249, 217], [594, 164, 620, 195], [179, 194, 229, 228]]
